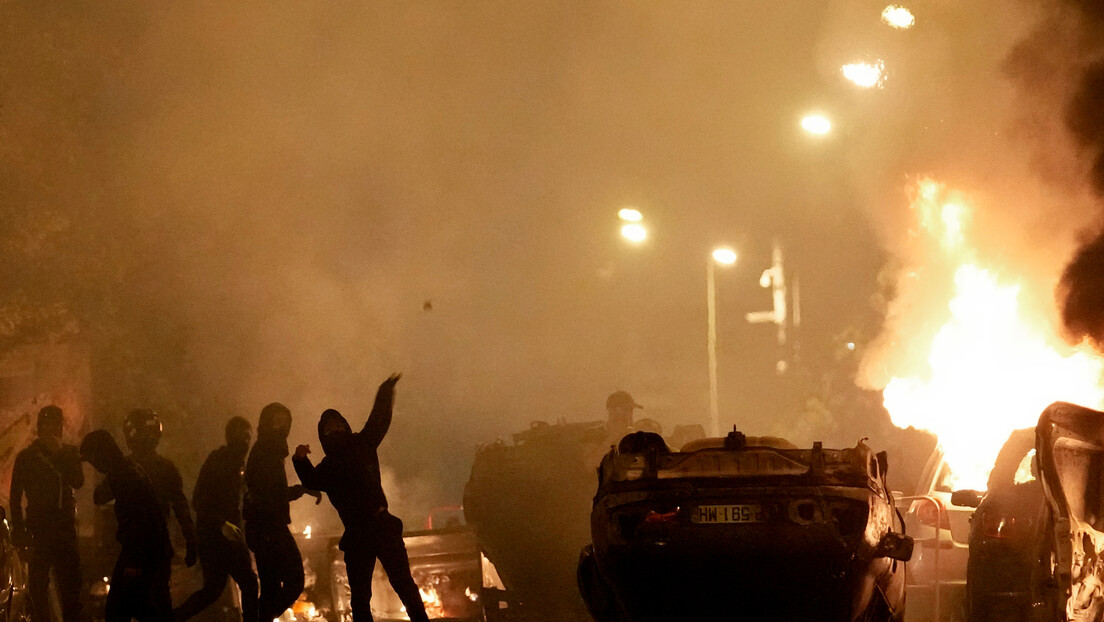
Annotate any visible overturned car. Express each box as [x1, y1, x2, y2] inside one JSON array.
[[577, 430, 913, 622]]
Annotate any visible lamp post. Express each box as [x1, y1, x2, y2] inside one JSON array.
[[707, 246, 737, 436]]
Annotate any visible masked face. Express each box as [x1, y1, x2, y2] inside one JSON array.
[[319, 410, 352, 455]]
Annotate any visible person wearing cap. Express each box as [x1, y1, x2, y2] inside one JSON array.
[[10, 405, 84, 622], [605, 391, 643, 442]]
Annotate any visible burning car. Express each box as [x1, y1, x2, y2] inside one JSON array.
[[578, 430, 913, 622]]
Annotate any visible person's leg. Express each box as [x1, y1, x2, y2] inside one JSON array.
[[103, 558, 132, 622], [342, 547, 378, 622], [249, 529, 282, 622], [375, 515, 429, 622], [25, 538, 51, 622], [251, 527, 303, 621], [226, 536, 260, 622], [271, 528, 305, 616], [52, 535, 83, 622], [175, 535, 231, 621], [149, 558, 174, 621]]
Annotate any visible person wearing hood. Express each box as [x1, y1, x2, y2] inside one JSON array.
[[243, 402, 320, 621], [175, 416, 259, 622], [81, 429, 173, 622], [292, 373, 429, 622], [10, 405, 84, 622]]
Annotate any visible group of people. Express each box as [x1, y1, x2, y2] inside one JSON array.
[[8, 374, 428, 622]]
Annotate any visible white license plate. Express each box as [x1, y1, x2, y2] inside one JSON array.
[[693, 504, 764, 524]]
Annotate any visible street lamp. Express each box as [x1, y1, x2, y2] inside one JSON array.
[[620, 223, 647, 243], [707, 246, 737, 437], [800, 114, 832, 136]]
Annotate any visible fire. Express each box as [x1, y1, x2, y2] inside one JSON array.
[[881, 179, 1104, 490], [418, 585, 447, 619], [841, 60, 886, 89], [881, 5, 915, 29]]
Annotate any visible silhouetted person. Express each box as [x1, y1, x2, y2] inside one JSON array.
[[10, 405, 84, 622], [292, 374, 429, 622], [244, 402, 319, 621], [175, 416, 259, 622], [98, 409, 197, 568], [605, 390, 642, 441], [82, 429, 174, 622]]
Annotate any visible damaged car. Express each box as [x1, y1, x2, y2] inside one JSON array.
[[1032, 401, 1104, 622], [577, 430, 913, 622]]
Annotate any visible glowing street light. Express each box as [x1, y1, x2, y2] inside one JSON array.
[[881, 5, 915, 29], [706, 246, 738, 436], [618, 208, 643, 223], [841, 60, 886, 89], [621, 223, 647, 243], [801, 114, 832, 136], [712, 247, 737, 265]]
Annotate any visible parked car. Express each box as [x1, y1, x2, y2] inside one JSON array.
[[578, 430, 912, 622], [950, 428, 1046, 622], [902, 448, 974, 621]]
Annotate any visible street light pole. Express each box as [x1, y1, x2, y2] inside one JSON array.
[[706, 247, 737, 437], [707, 259, 720, 437]]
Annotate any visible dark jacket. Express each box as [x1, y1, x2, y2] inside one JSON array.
[[292, 384, 393, 548], [243, 436, 296, 529], [103, 459, 174, 566], [96, 451, 197, 547], [192, 445, 246, 533], [9, 439, 84, 535]]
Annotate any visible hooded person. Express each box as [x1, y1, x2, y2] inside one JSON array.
[[292, 374, 429, 622], [82, 429, 173, 622], [243, 402, 320, 621], [175, 416, 259, 622]]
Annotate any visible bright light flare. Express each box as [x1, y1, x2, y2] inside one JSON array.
[[302, 525, 311, 539], [882, 5, 915, 29], [841, 60, 886, 89], [621, 223, 647, 243], [618, 208, 643, 222], [800, 114, 832, 135], [711, 247, 737, 265], [882, 180, 1104, 491]]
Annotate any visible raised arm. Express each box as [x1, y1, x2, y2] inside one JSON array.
[[361, 374, 401, 449]]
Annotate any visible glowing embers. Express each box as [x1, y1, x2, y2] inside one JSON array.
[[881, 5, 915, 29], [841, 60, 887, 89]]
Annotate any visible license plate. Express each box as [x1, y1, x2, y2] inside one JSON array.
[[693, 504, 765, 524]]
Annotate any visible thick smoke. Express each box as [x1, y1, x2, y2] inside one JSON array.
[[1036, 0, 1104, 350]]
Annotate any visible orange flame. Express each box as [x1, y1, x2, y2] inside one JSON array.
[[881, 179, 1104, 490]]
